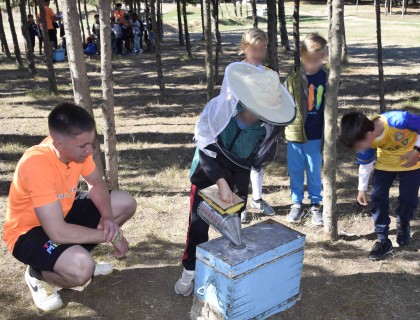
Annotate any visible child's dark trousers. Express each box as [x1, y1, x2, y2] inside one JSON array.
[[182, 151, 250, 271], [371, 168, 420, 240]]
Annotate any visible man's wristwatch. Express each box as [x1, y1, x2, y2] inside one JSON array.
[[414, 146, 420, 153]]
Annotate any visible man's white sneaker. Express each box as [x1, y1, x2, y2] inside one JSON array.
[[174, 268, 195, 296], [70, 262, 113, 291], [25, 266, 63, 312], [94, 262, 113, 276]]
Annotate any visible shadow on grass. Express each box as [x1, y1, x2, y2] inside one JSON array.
[[11, 267, 420, 320]]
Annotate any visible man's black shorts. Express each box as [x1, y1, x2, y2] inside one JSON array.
[[12, 192, 101, 272], [48, 29, 57, 43]]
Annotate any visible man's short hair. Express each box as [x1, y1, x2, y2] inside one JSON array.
[[94, 14, 99, 18], [116, 3, 122, 7], [28, 14, 33, 18], [339, 112, 375, 148], [48, 102, 96, 136]]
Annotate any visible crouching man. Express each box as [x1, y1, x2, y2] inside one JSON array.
[[3, 102, 137, 311]]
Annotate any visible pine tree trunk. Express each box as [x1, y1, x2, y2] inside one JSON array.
[[375, 0, 385, 112], [204, 0, 214, 100], [182, 0, 192, 58], [62, 0, 105, 174], [293, 0, 300, 65], [84, 0, 91, 35], [19, 0, 37, 76], [54, 0, 59, 12], [266, 0, 278, 72], [157, 0, 163, 41], [28, 0, 31, 15], [212, 0, 222, 82], [278, 0, 290, 51], [0, 10, 12, 59], [176, 0, 184, 45], [251, 0, 258, 28], [200, 0, 205, 40], [5, 0, 24, 67], [341, 5, 347, 63], [327, 0, 332, 43], [99, 0, 118, 189], [38, 0, 58, 94], [150, 0, 165, 93], [77, 0, 86, 45], [323, 0, 343, 241]]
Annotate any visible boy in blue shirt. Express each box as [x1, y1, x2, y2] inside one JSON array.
[[339, 111, 420, 260], [285, 34, 328, 226]]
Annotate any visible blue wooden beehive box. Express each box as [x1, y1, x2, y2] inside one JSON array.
[[192, 219, 305, 319]]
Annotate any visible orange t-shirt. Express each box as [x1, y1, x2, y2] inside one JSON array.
[[114, 9, 125, 24], [3, 137, 96, 253], [38, 6, 55, 30]]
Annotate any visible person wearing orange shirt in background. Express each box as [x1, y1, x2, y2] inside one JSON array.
[[37, 0, 58, 49], [3, 103, 137, 312], [114, 2, 125, 25]]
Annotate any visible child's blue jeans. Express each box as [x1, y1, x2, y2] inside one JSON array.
[[134, 34, 141, 53], [287, 139, 323, 205], [371, 169, 420, 240]]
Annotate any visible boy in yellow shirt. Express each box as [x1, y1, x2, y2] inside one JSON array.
[[339, 111, 420, 260]]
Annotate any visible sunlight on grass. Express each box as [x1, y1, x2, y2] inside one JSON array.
[[0, 142, 27, 154]]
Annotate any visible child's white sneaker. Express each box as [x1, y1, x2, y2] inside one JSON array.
[[287, 204, 304, 223], [310, 205, 323, 226], [240, 210, 248, 223], [25, 266, 63, 312], [250, 199, 276, 216], [174, 268, 195, 296]]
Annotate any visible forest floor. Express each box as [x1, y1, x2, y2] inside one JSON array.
[[1, 1, 420, 320]]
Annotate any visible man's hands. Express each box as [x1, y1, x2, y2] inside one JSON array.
[[98, 217, 128, 258], [97, 216, 122, 243], [357, 190, 368, 206], [113, 236, 129, 259], [216, 178, 234, 204], [400, 149, 420, 168]]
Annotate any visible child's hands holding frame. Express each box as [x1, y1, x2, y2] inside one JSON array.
[[216, 178, 235, 204]]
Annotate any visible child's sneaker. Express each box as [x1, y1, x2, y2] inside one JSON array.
[[287, 204, 304, 223], [25, 266, 63, 312], [240, 210, 248, 223], [368, 239, 393, 260], [250, 199, 276, 216], [396, 221, 410, 246], [174, 268, 195, 296], [310, 205, 323, 226]]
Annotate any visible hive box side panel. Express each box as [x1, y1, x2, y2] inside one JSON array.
[[196, 237, 305, 278], [197, 220, 305, 278], [194, 249, 304, 320]]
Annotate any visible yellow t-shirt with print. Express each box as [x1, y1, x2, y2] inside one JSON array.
[[372, 115, 420, 171]]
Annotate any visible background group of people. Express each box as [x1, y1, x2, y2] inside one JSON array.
[[111, 2, 154, 55], [25, 1, 154, 58]]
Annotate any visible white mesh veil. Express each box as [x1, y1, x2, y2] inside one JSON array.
[[194, 76, 239, 158]]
